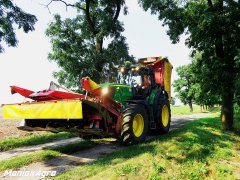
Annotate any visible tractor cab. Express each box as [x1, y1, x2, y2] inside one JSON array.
[[118, 56, 172, 100], [118, 65, 153, 99], [137, 56, 173, 101]]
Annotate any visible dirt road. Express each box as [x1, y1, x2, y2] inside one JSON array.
[[0, 113, 211, 180], [0, 137, 82, 161], [170, 113, 211, 131]]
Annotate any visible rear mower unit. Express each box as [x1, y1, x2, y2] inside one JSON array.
[[2, 56, 172, 145]]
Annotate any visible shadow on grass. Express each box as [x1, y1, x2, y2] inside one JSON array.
[[55, 116, 240, 179], [173, 128, 234, 162], [167, 118, 236, 160]]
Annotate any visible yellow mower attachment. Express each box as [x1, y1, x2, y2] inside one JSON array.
[[2, 99, 83, 119]]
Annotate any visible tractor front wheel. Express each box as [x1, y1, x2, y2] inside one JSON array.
[[121, 104, 148, 145]]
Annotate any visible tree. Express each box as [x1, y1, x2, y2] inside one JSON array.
[[46, 0, 133, 89], [0, 0, 37, 53], [174, 59, 221, 112], [191, 53, 221, 108], [173, 65, 197, 112], [139, 0, 240, 130], [235, 51, 240, 104], [170, 96, 176, 106], [194, 84, 221, 109]]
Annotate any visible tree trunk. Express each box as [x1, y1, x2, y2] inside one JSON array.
[[207, 0, 235, 131], [189, 102, 193, 112], [94, 37, 104, 83], [96, 38, 103, 54], [221, 92, 234, 130]]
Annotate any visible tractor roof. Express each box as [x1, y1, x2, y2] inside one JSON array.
[[138, 56, 170, 67]]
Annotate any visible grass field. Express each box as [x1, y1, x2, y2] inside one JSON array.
[[0, 132, 76, 151], [56, 115, 240, 179], [171, 105, 220, 115]]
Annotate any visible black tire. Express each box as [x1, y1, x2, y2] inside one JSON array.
[[121, 104, 148, 145], [156, 98, 171, 134]]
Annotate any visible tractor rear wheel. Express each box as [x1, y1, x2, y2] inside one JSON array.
[[156, 99, 171, 134], [121, 104, 148, 145]]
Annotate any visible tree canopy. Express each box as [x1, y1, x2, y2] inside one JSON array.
[[139, 0, 240, 130], [46, 0, 133, 89], [0, 0, 37, 53]]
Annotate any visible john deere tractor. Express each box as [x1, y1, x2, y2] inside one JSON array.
[[2, 56, 172, 145]]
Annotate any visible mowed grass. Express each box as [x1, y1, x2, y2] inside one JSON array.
[[0, 132, 76, 151], [0, 140, 98, 171], [56, 116, 240, 179], [171, 105, 220, 115]]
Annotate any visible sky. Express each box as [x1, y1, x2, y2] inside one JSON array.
[[0, 0, 191, 104]]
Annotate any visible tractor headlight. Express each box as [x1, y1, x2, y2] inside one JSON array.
[[102, 87, 109, 96], [120, 67, 125, 73]]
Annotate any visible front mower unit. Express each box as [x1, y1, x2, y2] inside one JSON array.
[[2, 56, 172, 144]]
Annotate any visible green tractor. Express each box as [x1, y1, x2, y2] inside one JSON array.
[[2, 56, 173, 145]]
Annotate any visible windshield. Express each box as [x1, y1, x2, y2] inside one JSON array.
[[118, 72, 143, 86], [131, 75, 142, 86]]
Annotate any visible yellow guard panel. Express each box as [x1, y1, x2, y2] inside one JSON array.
[[164, 61, 173, 100], [3, 100, 83, 119]]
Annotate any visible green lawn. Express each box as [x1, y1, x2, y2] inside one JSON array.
[[0, 140, 98, 171], [171, 105, 220, 115], [56, 115, 240, 179], [0, 132, 76, 151]]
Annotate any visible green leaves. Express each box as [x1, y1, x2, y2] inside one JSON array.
[[0, 0, 37, 52], [139, 0, 240, 127], [46, 1, 133, 88], [173, 58, 221, 108], [173, 65, 197, 106]]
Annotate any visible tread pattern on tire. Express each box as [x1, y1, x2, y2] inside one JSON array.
[[151, 90, 171, 134], [121, 104, 148, 145], [157, 98, 171, 134]]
